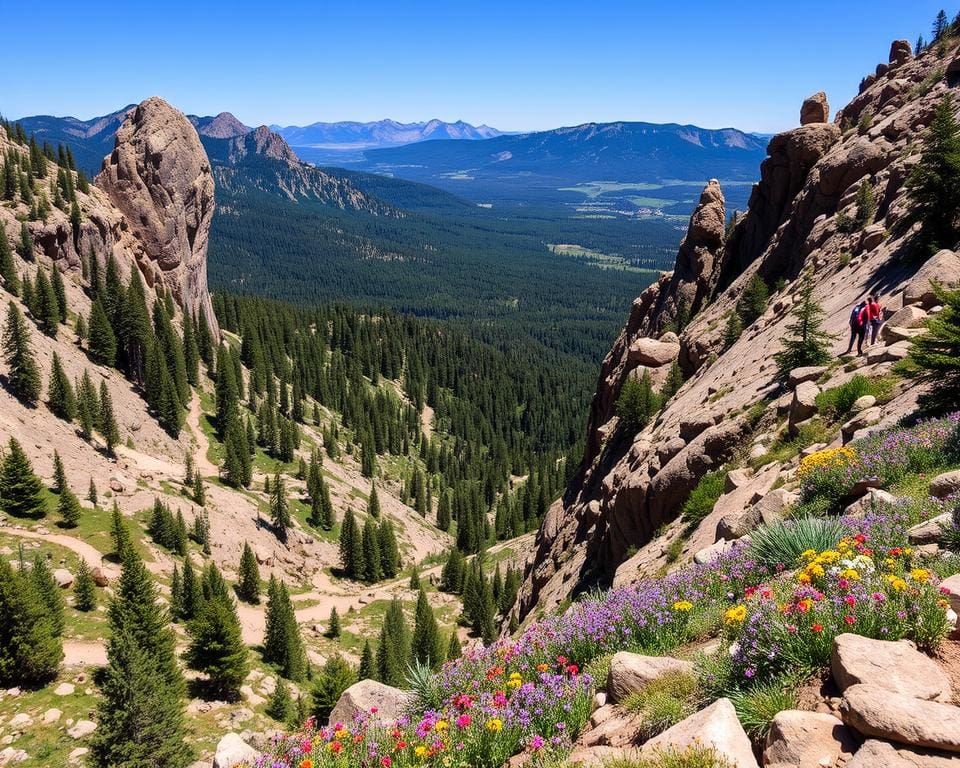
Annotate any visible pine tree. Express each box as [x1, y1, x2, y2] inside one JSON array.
[[326, 606, 341, 638], [367, 482, 381, 518], [76, 370, 99, 440], [34, 267, 59, 336], [270, 471, 291, 541], [310, 654, 356, 723], [358, 639, 375, 681], [222, 417, 251, 488], [47, 352, 76, 421], [237, 542, 261, 604], [74, 313, 86, 342], [378, 519, 400, 579], [0, 222, 19, 296], [0, 437, 46, 519], [375, 598, 410, 687], [52, 450, 67, 494], [74, 558, 97, 611], [615, 369, 659, 432], [738, 273, 769, 325], [361, 516, 382, 582], [185, 589, 248, 701], [87, 298, 117, 366], [338, 509, 362, 578], [179, 557, 200, 622], [193, 473, 205, 506], [99, 381, 120, 457], [17, 222, 33, 261], [909, 284, 960, 413], [109, 502, 132, 562], [182, 311, 199, 387], [409, 565, 421, 590], [57, 486, 82, 528], [87, 477, 98, 507], [411, 588, 443, 669], [774, 279, 835, 382], [853, 179, 876, 228], [934, 8, 949, 40], [263, 578, 306, 681], [31, 555, 65, 636], [723, 310, 744, 349], [50, 264, 66, 324], [0, 559, 62, 685], [265, 679, 293, 722], [169, 564, 184, 621], [907, 95, 960, 252], [3, 302, 41, 405], [446, 632, 462, 661], [89, 543, 192, 768]]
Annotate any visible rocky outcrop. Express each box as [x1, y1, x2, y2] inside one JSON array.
[[225, 126, 299, 164], [512, 36, 960, 624], [840, 684, 960, 751], [831, 634, 953, 701], [641, 698, 758, 768], [212, 733, 259, 768], [801, 91, 830, 124], [763, 710, 857, 768], [328, 679, 413, 727], [605, 652, 694, 703], [96, 96, 219, 337]]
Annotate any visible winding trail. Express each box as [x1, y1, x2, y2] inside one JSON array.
[[187, 392, 221, 479]]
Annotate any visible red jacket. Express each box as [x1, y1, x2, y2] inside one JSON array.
[[867, 301, 882, 322], [858, 306, 871, 327]]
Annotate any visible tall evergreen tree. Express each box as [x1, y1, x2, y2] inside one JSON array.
[[0, 222, 19, 296], [57, 486, 82, 528], [367, 482, 381, 518], [0, 437, 46, 519], [50, 264, 67, 324], [34, 267, 59, 336], [361, 516, 382, 582], [326, 606, 341, 639], [262, 577, 306, 681], [87, 298, 117, 366], [411, 588, 443, 669], [185, 586, 248, 701], [30, 555, 65, 636], [99, 381, 120, 457], [3, 301, 41, 405], [73, 558, 97, 612], [47, 352, 76, 421], [270, 471, 291, 541], [0, 559, 62, 685], [774, 279, 834, 381], [375, 597, 410, 687], [89, 542, 192, 768], [378, 520, 400, 579], [908, 284, 960, 413], [236, 542, 261, 604], [52, 450, 67, 494], [109, 502, 132, 562], [907, 95, 960, 252], [338, 509, 362, 578], [358, 639, 375, 681]]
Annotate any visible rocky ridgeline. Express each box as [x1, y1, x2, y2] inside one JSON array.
[[513, 37, 960, 621]]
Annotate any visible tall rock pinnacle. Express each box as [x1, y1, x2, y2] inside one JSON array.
[[97, 96, 219, 337]]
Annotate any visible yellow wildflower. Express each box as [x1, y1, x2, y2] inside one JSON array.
[[672, 600, 693, 613], [724, 605, 747, 625], [910, 568, 930, 583], [839, 568, 861, 581], [797, 446, 857, 479], [486, 718, 503, 732], [415, 745, 429, 758], [436, 720, 449, 732]]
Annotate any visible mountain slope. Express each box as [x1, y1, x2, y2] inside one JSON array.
[[512, 37, 960, 622]]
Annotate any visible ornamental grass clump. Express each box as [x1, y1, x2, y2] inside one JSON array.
[[749, 517, 846, 569]]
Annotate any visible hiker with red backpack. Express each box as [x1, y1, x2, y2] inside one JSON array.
[[844, 299, 867, 355], [867, 295, 883, 344]]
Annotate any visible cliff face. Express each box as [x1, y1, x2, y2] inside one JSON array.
[[96, 96, 219, 337], [514, 38, 960, 622]]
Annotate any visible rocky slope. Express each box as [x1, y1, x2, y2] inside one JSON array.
[[513, 37, 960, 622]]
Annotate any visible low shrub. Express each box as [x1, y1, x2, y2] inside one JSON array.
[[749, 518, 846, 569], [727, 677, 799, 741], [681, 471, 728, 533], [603, 746, 734, 768], [621, 669, 700, 739], [814, 374, 894, 421]]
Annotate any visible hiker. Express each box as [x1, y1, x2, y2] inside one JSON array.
[[844, 299, 867, 355], [868, 294, 883, 344], [856, 299, 872, 355]]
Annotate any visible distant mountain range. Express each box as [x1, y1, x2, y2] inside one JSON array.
[[356, 121, 766, 193], [271, 119, 505, 164]]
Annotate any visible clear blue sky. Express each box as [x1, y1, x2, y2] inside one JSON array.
[[0, 1, 948, 133]]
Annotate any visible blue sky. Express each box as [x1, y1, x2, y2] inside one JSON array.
[[0, 1, 948, 133]]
